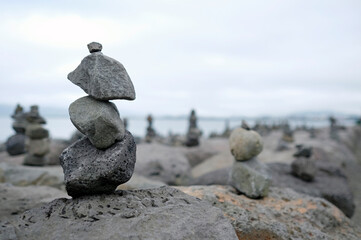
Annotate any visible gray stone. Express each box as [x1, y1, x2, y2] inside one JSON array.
[[10, 187, 237, 240], [25, 138, 50, 156], [190, 167, 230, 186], [268, 162, 355, 218], [23, 155, 47, 166], [25, 124, 49, 139], [291, 157, 317, 181], [229, 158, 270, 198], [135, 143, 191, 185], [59, 131, 136, 197], [5, 134, 26, 156], [178, 185, 361, 240], [67, 51, 135, 100], [87, 42, 102, 53], [69, 96, 125, 149], [229, 128, 263, 161]]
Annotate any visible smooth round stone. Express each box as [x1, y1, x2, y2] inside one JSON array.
[[69, 96, 125, 149], [59, 131, 136, 198], [25, 124, 49, 139], [6, 134, 26, 156], [229, 128, 263, 161]]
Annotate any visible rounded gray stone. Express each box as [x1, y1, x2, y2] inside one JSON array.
[[291, 157, 316, 181], [25, 138, 50, 156], [67, 51, 135, 100], [6, 134, 26, 156], [229, 128, 263, 161], [23, 155, 47, 166], [59, 131, 136, 198], [25, 124, 49, 139], [69, 96, 125, 149]]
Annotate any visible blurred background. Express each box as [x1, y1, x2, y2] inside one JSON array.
[[0, 0, 360, 140]]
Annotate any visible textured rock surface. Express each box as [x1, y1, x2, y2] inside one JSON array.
[[177, 185, 361, 240], [291, 157, 317, 181], [229, 128, 263, 161], [135, 143, 191, 185], [269, 162, 355, 218], [0, 163, 64, 189], [5, 134, 26, 156], [87, 42, 102, 53], [8, 187, 237, 240], [229, 158, 270, 198], [60, 131, 136, 197], [69, 96, 125, 149], [0, 183, 68, 222], [25, 125, 49, 139], [67, 52, 135, 100]]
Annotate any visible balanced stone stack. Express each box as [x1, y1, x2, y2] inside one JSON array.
[[291, 144, 316, 182], [5, 104, 27, 155], [185, 109, 201, 147], [329, 116, 339, 140], [60, 42, 136, 198], [23, 105, 50, 166], [228, 127, 270, 198], [145, 114, 156, 143]]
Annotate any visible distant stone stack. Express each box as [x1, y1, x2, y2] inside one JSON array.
[[145, 114, 156, 143], [185, 109, 201, 147], [291, 144, 316, 182], [60, 42, 136, 198], [329, 116, 339, 140], [5, 104, 27, 155], [228, 127, 270, 198], [23, 105, 50, 166]]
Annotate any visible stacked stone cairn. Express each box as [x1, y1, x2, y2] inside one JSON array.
[[291, 144, 316, 182], [60, 42, 136, 198], [145, 114, 156, 143], [23, 105, 50, 166], [329, 116, 339, 140], [185, 109, 201, 147], [229, 127, 270, 198], [6, 104, 27, 155]]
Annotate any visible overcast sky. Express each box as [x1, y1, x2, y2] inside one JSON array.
[[0, 0, 360, 117]]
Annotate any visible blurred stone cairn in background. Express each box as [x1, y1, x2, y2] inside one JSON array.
[[6, 104, 27, 156], [228, 125, 270, 198], [23, 106, 49, 166], [185, 109, 201, 147], [329, 116, 339, 140], [291, 144, 316, 182], [60, 42, 136, 197], [145, 114, 156, 143]]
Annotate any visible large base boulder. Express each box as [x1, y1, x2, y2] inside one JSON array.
[[60, 131, 136, 197], [6, 187, 237, 240], [178, 185, 361, 240]]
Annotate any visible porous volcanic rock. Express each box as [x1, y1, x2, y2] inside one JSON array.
[[177, 185, 361, 240], [8, 187, 237, 240], [60, 131, 136, 197]]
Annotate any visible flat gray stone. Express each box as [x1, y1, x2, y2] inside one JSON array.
[[69, 96, 125, 149], [67, 51, 135, 100], [59, 131, 136, 198], [25, 138, 50, 156], [10, 187, 237, 240], [23, 155, 47, 166], [25, 124, 49, 139], [229, 158, 270, 198], [229, 128, 263, 161]]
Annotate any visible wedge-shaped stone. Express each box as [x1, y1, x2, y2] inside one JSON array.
[[68, 51, 135, 100]]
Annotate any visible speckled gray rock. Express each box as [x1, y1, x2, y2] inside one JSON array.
[[69, 96, 125, 149], [10, 187, 237, 240], [59, 131, 136, 197], [229, 158, 270, 198], [5, 134, 26, 156], [87, 42, 102, 53], [229, 128, 263, 161], [25, 124, 49, 139], [67, 45, 135, 100], [291, 157, 317, 181]]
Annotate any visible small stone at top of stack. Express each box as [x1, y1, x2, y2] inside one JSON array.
[[291, 144, 316, 182], [60, 42, 137, 198], [228, 126, 270, 199]]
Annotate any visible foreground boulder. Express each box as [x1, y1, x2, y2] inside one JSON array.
[[178, 185, 361, 240], [7, 187, 237, 240]]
